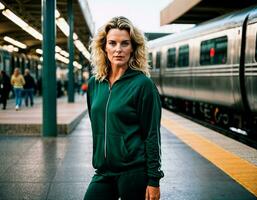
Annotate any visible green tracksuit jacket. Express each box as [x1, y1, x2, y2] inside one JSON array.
[[86, 67, 164, 187]]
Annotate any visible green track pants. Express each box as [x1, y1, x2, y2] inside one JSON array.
[[84, 170, 148, 200]]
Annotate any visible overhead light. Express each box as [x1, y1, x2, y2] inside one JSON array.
[[2, 9, 42, 41], [2, 44, 19, 52], [56, 17, 69, 37], [2, 7, 90, 60], [82, 50, 91, 60], [60, 50, 69, 57], [26, 27, 42, 40], [55, 46, 62, 53], [36, 49, 43, 54], [0, 2, 5, 10], [56, 53, 69, 64], [2, 9, 28, 28], [73, 33, 78, 40], [74, 40, 90, 60], [4, 36, 27, 49], [55, 9, 60, 18], [55, 14, 90, 61], [73, 61, 82, 69], [74, 40, 85, 51], [13, 46, 19, 52]]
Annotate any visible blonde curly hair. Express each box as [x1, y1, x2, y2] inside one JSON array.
[[90, 16, 150, 81]]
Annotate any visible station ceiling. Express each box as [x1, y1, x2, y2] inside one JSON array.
[[161, 0, 257, 25], [0, 0, 93, 61]]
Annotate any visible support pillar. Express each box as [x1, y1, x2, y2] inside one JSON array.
[[67, 0, 75, 102], [42, 0, 57, 136]]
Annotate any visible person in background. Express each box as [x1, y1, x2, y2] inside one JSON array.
[[81, 82, 88, 96], [0, 70, 11, 110], [84, 16, 164, 200], [11, 68, 25, 111], [23, 68, 36, 107]]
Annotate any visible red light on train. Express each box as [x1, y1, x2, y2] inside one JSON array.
[[210, 48, 215, 57]]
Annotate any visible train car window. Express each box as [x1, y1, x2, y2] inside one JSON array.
[[200, 36, 227, 65], [167, 48, 176, 68], [156, 51, 161, 69], [178, 45, 189, 67], [148, 52, 153, 68]]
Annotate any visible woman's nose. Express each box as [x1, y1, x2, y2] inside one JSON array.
[[115, 44, 122, 52]]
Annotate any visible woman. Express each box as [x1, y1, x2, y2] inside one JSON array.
[[85, 16, 164, 200], [11, 68, 25, 110]]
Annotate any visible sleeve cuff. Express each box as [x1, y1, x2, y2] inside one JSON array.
[[148, 177, 160, 187]]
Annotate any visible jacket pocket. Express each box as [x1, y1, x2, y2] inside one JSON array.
[[107, 134, 129, 168], [92, 134, 105, 169]]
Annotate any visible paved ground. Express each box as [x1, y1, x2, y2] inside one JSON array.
[[0, 95, 86, 135], [0, 111, 256, 200]]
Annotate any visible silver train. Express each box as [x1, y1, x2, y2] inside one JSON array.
[[148, 6, 257, 135]]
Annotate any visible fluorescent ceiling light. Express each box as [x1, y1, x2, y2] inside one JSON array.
[[56, 17, 69, 37], [3, 7, 90, 61], [2, 9, 28, 28], [74, 40, 90, 60], [55, 9, 60, 18], [4, 36, 27, 49], [0, 2, 5, 10], [60, 50, 69, 57], [2, 9, 42, 41], [82, 50, 90, 60], [73, 61, 82, 69], [74, 40, 85, 51], [54, 12, 90, 61], [55, 46, 62, 53], [26, 27, 42, 40], [2, 44, 19, 52], [73, 33, 78, 40], [36, 49, 43, 54], [56, 53, 69, 64]]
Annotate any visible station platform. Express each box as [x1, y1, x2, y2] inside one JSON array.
[[0, 95, 87, 135], [0, 107, 257, 199]]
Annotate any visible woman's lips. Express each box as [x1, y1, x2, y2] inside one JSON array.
[[114, 56, 123, 59]]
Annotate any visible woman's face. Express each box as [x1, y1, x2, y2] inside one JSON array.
[[105, 29, 133, 69], [14, 69, 19, 76]]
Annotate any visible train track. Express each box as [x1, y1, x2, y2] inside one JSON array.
[[167, 109, 257, 150]]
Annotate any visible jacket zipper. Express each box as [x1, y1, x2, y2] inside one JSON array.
[[104, 84, 112, 159]]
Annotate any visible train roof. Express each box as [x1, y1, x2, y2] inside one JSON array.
[[148, 5, 257, 49]]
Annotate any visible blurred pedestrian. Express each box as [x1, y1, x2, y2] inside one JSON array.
[[84, 16, 164, 200], [81, 82, 88, 96], [11, 68, 25, 110], [23, 68, 36, 107], [0, 70, 11, 110]]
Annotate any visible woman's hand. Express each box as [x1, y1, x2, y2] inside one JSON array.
[[145, 186, 160, 200]]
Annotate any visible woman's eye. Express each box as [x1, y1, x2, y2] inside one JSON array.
[[108, 41, 116, 46], [121, 42, 130, 47]]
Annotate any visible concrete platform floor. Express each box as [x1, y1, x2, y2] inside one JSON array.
[[0, 112, 256, 199], [0, 95, 86, 135]]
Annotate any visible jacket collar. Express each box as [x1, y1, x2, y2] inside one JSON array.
[[118, 67, 142, 81]]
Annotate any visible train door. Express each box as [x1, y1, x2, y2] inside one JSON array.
[[244, 13, 257, 115]]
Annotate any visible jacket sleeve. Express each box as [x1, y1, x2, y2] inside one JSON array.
[[86, 77, 94, 119], [137, 78, 164, 187]]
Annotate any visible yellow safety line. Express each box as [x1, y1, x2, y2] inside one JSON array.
[[161, 118, 257, 197]]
